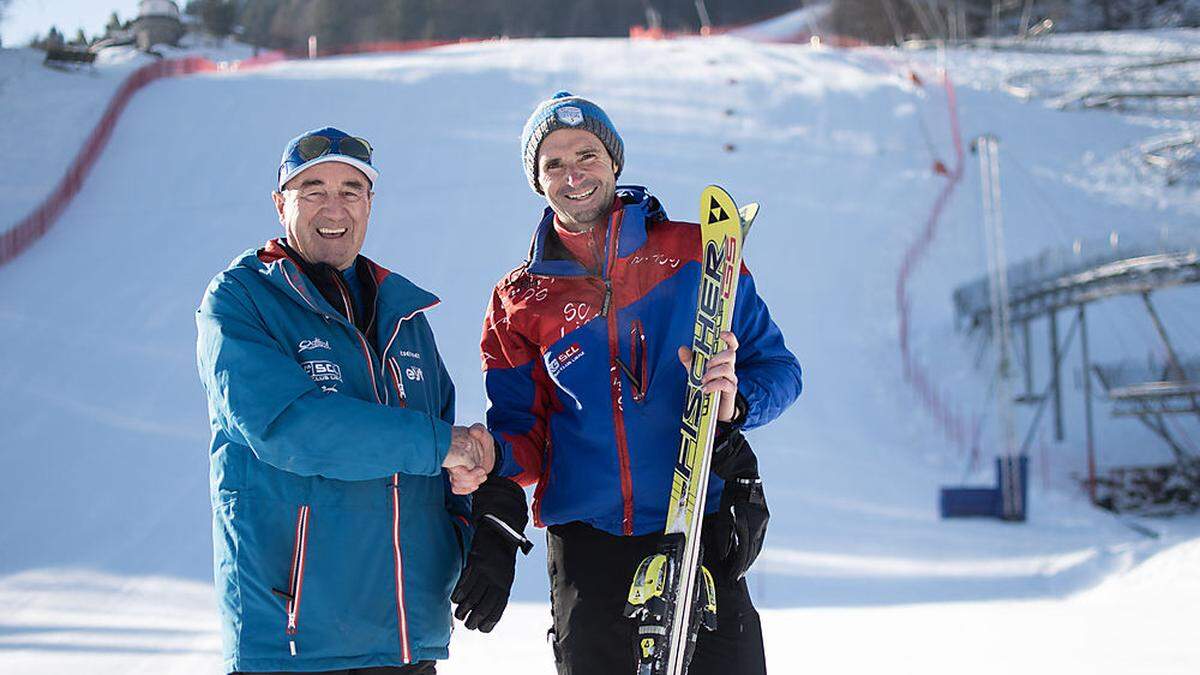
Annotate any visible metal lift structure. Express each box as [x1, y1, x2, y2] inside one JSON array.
[[953, 228, 1200, 514]]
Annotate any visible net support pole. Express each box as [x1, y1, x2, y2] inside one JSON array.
[[1050, 309, 1064, 441], [1079, 303, 1097, 504]]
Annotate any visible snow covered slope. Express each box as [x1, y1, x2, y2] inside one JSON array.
[[1, 33, 1198, 673]]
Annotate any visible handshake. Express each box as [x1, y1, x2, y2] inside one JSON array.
[[442, 423, 496, 495]]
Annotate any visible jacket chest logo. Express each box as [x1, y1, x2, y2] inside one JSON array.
[[394, 350, 425, 382], [303, 360, 343, 384], [298, 337, 332, 353], [547, 342, 584, 377]]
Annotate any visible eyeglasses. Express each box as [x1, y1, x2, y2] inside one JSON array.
[[296, 134, 374, 164]]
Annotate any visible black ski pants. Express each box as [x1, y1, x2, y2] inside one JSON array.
[[233, 662, 434, 675], [547, 521, 767, 675]]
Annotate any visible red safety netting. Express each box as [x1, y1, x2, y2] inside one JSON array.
[[0, 39, 479, 267], [893, 69, 985, 465], [1, 56, 223, 265]]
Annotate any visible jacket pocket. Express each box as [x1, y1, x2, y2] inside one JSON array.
[[449, 514, 468, 571], [272, 504, 312, 647], [617, 319, 649, 403]]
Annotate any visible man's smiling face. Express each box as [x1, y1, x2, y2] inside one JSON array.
[[536, 128, 618, 233], [273, 161, 373, 270]]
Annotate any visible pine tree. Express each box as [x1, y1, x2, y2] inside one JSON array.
[[204, 0, 238, 37], [236, 0, 283, 48], [187, 0, 238, 37]]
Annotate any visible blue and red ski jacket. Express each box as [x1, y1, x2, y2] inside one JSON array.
[[481, 186, 802, 537]]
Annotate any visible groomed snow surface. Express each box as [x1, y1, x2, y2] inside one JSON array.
[[1, 30, 1199, 674]]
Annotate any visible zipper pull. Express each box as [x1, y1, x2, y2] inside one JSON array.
[[600, 280, 613, 317]]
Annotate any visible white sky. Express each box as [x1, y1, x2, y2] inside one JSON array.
[[1, 0, 142, 46]]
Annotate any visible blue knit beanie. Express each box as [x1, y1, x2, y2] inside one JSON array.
[[521, 91, 624, 194]]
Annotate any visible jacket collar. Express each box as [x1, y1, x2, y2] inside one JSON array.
[[241, 238, 440, 328], [526, 185, 667, 277]]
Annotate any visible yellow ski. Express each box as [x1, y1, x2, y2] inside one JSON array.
[[624, 185, 752, 675]]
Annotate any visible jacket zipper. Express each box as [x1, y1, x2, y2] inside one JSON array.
[[598, 207, 636, 535], [583, 225, 613, 318], [382, 318, 444, 664], [538, 209, 636, 534], [330, 273, 356, 325], [387, 358, 409, 408], [284, 504, 311, 655], [390, 473, 412, 663], [330, 273, 387, 406], [530, 434, 553, 528], [368, 314, 441, 663]]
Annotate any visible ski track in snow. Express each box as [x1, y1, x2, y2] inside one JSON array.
[[1, 30, 1199, 673]]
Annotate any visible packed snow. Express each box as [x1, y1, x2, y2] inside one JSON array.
[[1, 28, 1199, 674]]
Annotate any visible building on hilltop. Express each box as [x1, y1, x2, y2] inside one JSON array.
[[134, 0, 185, 51]]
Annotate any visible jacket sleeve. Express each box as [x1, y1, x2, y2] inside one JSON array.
[[195, 271, 452, 481], [730, 265, 803, 430], [480, 285, 556, 487]]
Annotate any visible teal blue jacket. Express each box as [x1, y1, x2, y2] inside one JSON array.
[[196, 239, 471, 673]]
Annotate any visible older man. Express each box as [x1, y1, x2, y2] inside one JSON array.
[[477, 93, 802, 674], [196, 126, 520, 674]]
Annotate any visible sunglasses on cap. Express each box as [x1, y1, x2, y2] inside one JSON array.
[[295, 133, 374, 164]]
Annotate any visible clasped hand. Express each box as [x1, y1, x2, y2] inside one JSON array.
[[442, 423, 495, 495]]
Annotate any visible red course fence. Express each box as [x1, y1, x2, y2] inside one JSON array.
[[0, 40, 460, 268], [0, 56, 231, 266], [893, 69, 984, 465]]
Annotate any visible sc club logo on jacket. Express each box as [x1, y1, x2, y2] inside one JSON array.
[[301, 360, 343, 383], [546, 342, 584, 377]]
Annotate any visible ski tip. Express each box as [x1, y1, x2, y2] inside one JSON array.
[[701, 185, 734, 204], [738, 202, 759, 235], [700, 185, 739, 230]]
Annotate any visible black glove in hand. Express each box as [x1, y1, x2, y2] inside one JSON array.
[[711, 420, 758, 479], [706, 429, 769, 582], [451, 476, 532, 632], [711, 476, 768, 581]]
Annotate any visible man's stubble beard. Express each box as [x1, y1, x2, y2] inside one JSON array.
[[569, 185, 616, 230]]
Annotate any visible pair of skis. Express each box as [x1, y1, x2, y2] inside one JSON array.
[[623, 186, 757, 675]]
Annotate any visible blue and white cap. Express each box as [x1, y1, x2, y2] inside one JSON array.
[[521, 91, 624, 194], [277, 126, 379, 191]]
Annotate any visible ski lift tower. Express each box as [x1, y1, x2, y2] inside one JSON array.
[[979, 134, 1027, 521], [952, 205, 1200, 514], [940, 135, 1029, 522]]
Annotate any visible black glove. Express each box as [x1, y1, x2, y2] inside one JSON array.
[[451, 476, 533, 632], [705, 429, 769, 582]]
